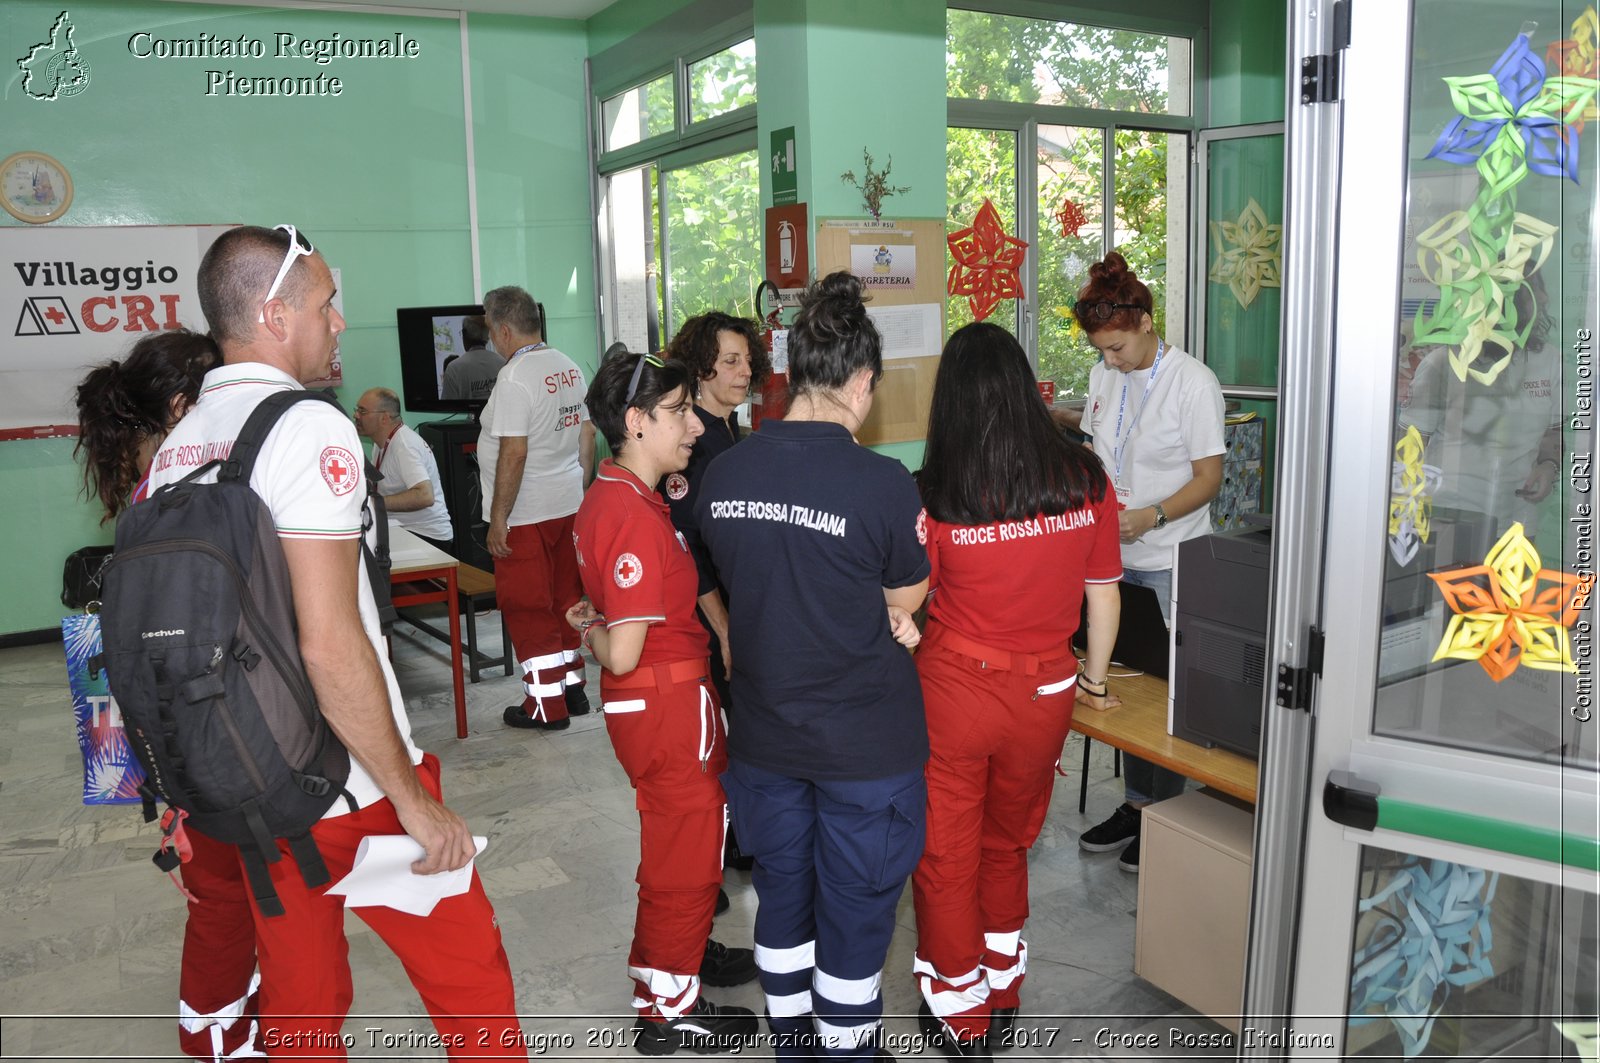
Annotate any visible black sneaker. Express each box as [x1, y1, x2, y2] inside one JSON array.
[[634, 996, 757, 1055], [918, 1001, 993, 1061], [1079, 803, 1141, 853], [988, 1008, 1018, 1052], [502, 705, 569, 731], [700, 938, 757, 987], [565, 684, 592, 716], [1117, 834, 1140, 874]]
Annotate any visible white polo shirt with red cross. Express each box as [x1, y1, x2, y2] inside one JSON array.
[[149, 362, 423, 814]]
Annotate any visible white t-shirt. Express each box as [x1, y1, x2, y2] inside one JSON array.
[[149, 363, 423, 816], [372, 422, 453, 542], [1400, 345, 1561, 533], [477, 344, 589, 526], [1085, 345, 1225, 571]]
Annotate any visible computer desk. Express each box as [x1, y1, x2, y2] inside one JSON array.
[[1072, 672, 1258, 806]]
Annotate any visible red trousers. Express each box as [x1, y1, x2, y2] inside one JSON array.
[[177, 829, 260, 1061], [500, 515, 584, 722], [602, 659, 728, 1019], [246, 753, 525, 1060], [910, 625, 1078, 1040]]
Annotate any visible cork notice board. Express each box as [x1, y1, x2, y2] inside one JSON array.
[[815, 219, 947, 447]]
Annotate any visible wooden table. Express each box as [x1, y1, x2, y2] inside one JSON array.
[[388, 527, 467, 739], [1072, 673, 1258, 804]]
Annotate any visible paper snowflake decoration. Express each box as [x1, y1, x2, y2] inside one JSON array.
[[1054, 198, 1088, 238], [1429, 522, 1592, 681], [946, 199, 1029, 322], [1426, 31, 1599, 198], [1547, 6, 1600, 130], [1389, 427, 1443, 566], [1207, 197, 1282, 309]]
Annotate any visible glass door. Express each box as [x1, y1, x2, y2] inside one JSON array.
[[1286, 0, 1598, 1057]]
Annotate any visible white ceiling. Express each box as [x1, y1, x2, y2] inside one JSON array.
[[162, 0, 619, 20]]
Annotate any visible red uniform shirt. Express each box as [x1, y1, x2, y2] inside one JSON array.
[[924, 475, 1123, 654], [575, 459, 709, 675]]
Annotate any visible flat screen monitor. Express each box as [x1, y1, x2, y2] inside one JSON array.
[[395, 303, 545, 414]]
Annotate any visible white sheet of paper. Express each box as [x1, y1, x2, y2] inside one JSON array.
[[865, 303, 940, 360], [325, 834, 487, 917]]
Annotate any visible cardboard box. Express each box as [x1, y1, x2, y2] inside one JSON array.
[[1135, 790, 1255, 1031]]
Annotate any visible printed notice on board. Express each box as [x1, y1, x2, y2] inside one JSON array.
[[866, 304, 939, 361]]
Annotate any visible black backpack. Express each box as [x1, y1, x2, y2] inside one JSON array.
[[99, 390, 395, 916]]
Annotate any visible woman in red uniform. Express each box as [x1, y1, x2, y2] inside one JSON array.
[[568, 350, 759, 1055], [75, 329, 262, 1063], [910, 323, 1123, 1054]]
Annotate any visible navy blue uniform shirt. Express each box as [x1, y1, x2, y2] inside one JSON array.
[[696, 419, 930, 780], [659, 405, 740, 596]]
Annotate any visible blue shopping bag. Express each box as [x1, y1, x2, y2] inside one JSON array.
[[62, 612, 145, 804]]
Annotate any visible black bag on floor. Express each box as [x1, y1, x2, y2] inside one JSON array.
[[99, 390, 391, 916]]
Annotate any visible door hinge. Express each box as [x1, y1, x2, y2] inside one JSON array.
[[1275, 626, 1324, 711], [1300, 0, 1351, 104]]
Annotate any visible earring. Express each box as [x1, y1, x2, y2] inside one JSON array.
[[635, 431, 643, 439]]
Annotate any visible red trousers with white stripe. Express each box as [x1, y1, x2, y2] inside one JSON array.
[[500, 515, 584, 721], [910, 624, 1077, 1041], [245, 753, 525, 1059], [601, 660, 727, 1019], [177, 830, 260, 1061]]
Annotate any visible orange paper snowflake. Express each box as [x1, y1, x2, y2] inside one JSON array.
[[947, 199, 1029, 321], [1429, 522, 1592, 681]]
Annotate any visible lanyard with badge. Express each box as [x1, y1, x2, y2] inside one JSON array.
[[511, 342, 548, 359], [1110, 339, 1165, 501]]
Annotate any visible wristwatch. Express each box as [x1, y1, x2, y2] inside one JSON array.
[[1151, 503, 1169, 529]]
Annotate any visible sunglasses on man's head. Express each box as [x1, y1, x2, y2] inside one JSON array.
[[625, 352, 666, 404], [1074, 299, 1144, 322], [258, 224, 315, 324]]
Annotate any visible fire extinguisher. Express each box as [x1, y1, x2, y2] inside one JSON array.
[[751, 280, 789, 430]]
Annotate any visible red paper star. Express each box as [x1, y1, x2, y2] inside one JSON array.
[[1054, 198, 1088, 238], [947, 199, 1029, 321]]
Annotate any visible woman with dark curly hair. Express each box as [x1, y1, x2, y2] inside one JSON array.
[[75, 328, 220, 519], [660, 312, 771, 704], [696, 273, 929, 1061], [74, 329, 264, 1062]]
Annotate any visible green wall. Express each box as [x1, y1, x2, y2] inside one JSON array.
[[1209, 0, 1288, 126], [0, 0, 595, 637]]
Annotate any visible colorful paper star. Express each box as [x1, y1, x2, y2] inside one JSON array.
[[1207, 197, 1282, 309], [1413, 208, 1556, 384], [1428, 522, 1593, 681], [1389, 427, 1443, 566], [946, 199, 1029, 322], [1426, 32, 1600, 198], [1546, 7, 1599, 130], [1054, 198, 1088, 238]]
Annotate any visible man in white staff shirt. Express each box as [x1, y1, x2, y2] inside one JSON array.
[[150, 225, 524, 1060], [476, 285, 596, 731], [353, 386, 454, 552]]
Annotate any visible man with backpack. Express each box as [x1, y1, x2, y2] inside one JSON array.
[[144, 225, 525, 1058]]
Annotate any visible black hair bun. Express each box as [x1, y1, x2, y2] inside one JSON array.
[[804, 270, 869, 341]]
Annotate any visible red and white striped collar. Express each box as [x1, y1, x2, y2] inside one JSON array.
[[594, 458, 665, 508]]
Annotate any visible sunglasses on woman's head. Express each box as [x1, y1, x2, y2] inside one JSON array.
[[1074, 300, 1144, 322], [626, 352, 666, 403]]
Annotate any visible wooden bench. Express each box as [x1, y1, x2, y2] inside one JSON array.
[[394, 562, 514, 683]]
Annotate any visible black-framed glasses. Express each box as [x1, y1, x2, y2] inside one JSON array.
[[625, 353, 666, 404], [258, 224, 314, 324], [1074, 299, 1144, 322]]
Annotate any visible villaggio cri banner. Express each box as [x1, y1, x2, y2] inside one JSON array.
[[126, 29, 423, 96]]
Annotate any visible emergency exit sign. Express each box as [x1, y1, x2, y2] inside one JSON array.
[[771, 127, 797, 205]]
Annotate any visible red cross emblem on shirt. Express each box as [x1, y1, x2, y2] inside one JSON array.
[[614, 552, 643, 588], [319, 446, 359, 497]]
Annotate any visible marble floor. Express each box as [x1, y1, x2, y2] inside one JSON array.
[[0, 614, 1235, 1060]]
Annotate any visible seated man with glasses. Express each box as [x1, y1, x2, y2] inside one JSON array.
[[353, 386, 454, 552], [148, 224, 525, 1059]]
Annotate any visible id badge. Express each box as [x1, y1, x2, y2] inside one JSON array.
[[1114, 479, 1133, 504]]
